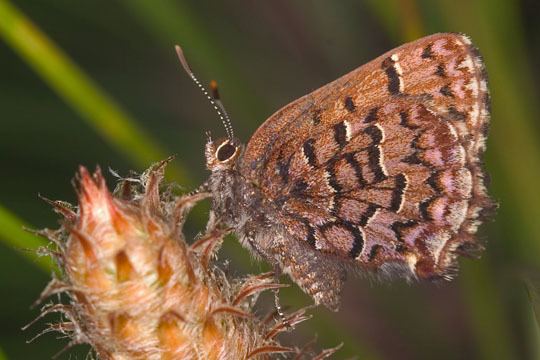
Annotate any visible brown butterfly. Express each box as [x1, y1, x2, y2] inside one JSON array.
[[178, 33, 494, 311]]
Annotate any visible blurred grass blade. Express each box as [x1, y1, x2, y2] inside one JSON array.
[[364, 0, 400, 41], [0, 204, 53, 272], [0, 346, 7, 360], [461, 262, 516, 360], [365, 0, 424, 42], [529, 303, 540, 360], [524, 277, 540, 359], [396, 0, 424, 41], [0, 0, 191, 185]]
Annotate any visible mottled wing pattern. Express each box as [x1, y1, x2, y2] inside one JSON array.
[[240, 33, 493, 280]]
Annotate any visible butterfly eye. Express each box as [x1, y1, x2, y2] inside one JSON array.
[[216, 142, 237, 162]]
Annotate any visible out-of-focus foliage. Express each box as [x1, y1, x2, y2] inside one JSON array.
[[0, 0, 539, 359]]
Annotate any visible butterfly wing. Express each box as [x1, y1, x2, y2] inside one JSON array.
[[239, 33, 493, 281]]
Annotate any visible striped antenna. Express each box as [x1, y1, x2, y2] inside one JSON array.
[[175, 45, 234, 140], [209, 80, 234, 139]]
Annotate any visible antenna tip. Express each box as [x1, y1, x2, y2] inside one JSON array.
[[174, 45, 193, 76], [209, 80, 220, 100]]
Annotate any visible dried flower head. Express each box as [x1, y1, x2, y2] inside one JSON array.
[[27, 159, 340, 359]]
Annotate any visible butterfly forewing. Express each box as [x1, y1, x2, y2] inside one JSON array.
[[239, 33, 492, 280]]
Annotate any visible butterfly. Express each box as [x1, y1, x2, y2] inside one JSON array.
[[177, 32, 494, 311]]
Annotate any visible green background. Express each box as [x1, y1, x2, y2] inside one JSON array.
[[1, 0, 539, 359]]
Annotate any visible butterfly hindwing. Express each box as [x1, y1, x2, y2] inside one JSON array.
[[239, 33, 492, 281]]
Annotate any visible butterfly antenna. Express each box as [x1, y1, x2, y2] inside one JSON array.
[[209, 80, 234, 140], [175, 45, 234, 140]]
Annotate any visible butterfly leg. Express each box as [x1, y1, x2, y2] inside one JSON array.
[[186, 180, 210, 196], [270, 264, 294, 330], [239, 228, 293, 322]]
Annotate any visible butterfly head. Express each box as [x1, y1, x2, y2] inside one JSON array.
[[205, 136, 243, 171]]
